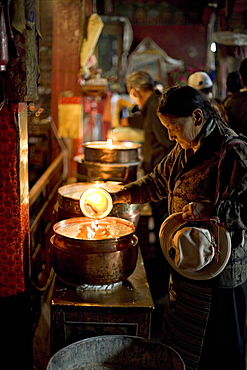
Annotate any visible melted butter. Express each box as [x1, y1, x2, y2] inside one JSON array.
[[77, 223, 111, 239], [57, 219, 133, 240]]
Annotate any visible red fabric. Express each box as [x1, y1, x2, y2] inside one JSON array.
[[0, 104, 29, 296], [58, 97, 83, 105], [131, 25, 207, 68]]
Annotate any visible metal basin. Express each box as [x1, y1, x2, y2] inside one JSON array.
[[47, 335, 185, 369], [56, 181, 141, 227], [83, 141, 142, 164], [50, 217, 138, 286]]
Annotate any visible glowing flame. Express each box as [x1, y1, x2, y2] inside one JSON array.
[[106, 138, 114, 149], [85, 190, 107, 213]]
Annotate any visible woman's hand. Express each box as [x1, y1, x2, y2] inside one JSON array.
[[110, 189, 131, 204], [182, 200, 214, 220]]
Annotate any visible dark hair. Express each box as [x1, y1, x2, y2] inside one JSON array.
[[239, 58, 247, 86], [226, 72, 242, 93], [157, 85, 217, 121]]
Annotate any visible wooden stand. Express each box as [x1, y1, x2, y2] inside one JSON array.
[[50, 250, 154, 355]]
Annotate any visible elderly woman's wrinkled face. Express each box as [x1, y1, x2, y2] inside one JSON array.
[[158, 110, 204, 151]]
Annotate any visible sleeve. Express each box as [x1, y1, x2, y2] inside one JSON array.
[[214, 142, 247, 230], [127, 110, 144, 129], [124, 147, 177, 204]]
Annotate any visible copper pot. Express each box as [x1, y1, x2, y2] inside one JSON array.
[[50, 217, 138, 286], [55, 181, 141, 227], [73, 155, 141, 183], [81, 141, 142, 183], [83, 160, 140, 183], [83, 141, 142, 164]]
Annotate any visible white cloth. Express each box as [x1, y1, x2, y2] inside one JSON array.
[[127, 37, 184, 87]]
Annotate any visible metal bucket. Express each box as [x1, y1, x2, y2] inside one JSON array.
[[47, 335, 185, 369], [50, 217, 138, 286], [83, 160, 140, 183], [73, 155, 140, 183], [55, 181, 141, 227], [83, 141, 142, 164], [76, 141, 142, 183]]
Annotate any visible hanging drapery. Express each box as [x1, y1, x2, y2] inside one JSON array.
[[6, 0, 41, 102], [213, 31, 247, 46], [79, 13, 104, 75], [205, 12, 216, 72]]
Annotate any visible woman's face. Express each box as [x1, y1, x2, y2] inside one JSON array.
[[158, 110, 204, 150]]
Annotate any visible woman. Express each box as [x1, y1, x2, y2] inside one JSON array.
[[111, 86, 247, 370]]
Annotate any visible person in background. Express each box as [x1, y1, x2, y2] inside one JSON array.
[[188, 71, 229, 124], [225, 58, 247, 135], [187, 71, 214, 98], [121, 71, 174, 174], [111, 85, 247, 370], [223, 71, 243, 108], [120, 71, 175, 308]]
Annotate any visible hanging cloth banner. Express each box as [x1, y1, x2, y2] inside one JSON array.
[[126, 37, 184, 87], [213, 31, 247, 46], [80, 13, 104, 74]]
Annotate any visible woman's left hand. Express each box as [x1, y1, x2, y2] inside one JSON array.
[[182, 200, 214, 220]]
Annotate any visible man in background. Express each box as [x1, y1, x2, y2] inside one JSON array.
[[121, 71, 174, 174], [188, 71, 214, 98], [188, 71, 229, 123], [225, 58, 247, 135], [223, 71, 243, 108]]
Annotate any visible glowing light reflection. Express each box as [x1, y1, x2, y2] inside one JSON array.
[[106, 138, 114, 149]]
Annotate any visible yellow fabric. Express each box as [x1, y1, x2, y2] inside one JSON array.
[[80, 14, 104, 72], [58, 103, 83, 139]]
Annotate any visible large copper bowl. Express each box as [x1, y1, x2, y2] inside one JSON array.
[[50, 217, 138, 286]]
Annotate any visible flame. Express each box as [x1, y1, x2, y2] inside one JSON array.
[[106, 138, 114, 149], [86, 190, 107, 212]]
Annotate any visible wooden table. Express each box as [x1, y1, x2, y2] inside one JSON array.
[[50, 250, 154, 355]]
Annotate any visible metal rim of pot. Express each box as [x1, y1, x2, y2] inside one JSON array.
[[83, 141, 142, 164], [55, 181, 141, 227], [52, 216, 136, 251]]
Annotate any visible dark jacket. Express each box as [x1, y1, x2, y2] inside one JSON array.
[[128, 90, 175, 173], [125, 118, 247, 288], [225, 90, 247, 135]]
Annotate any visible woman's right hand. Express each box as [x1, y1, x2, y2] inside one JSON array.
[[110, 188, 131, 204]]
